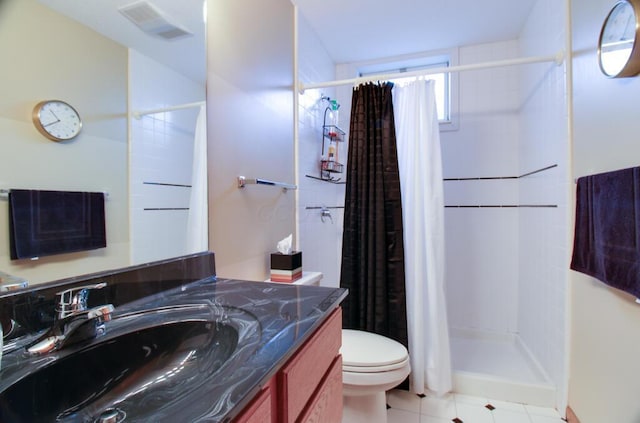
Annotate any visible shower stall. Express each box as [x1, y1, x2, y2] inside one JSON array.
[[441, 1, 570, 405], [297, 0, 568, 410]]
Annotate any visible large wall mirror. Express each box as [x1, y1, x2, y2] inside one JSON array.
[[0, 0, 207, 285]]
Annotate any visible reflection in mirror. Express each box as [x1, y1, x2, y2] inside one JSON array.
[[0, 0, 207, 286], [599, 0, 640, 77]]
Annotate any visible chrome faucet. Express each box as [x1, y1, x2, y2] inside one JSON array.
[[56, 282, 109, 319], [27, 283, 114, 355]]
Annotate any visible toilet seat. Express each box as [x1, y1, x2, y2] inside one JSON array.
[[343, 356, 410, 373], [341, 329, 411, 423], [341, 329, 409, 373]]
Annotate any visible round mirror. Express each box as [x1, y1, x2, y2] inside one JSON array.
[[599, 0, 640, 77]]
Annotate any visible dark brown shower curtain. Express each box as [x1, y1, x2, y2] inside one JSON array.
[[340, 82, 408, 348]]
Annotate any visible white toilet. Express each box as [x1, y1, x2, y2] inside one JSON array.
[[268, 272, 411, 423], [340, 329, 410, 423]]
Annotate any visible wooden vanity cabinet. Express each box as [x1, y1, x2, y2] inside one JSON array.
[[279, 307, 343, 422], [233, 308, 343, 423]]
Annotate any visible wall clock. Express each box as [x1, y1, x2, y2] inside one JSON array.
[[32, 100, 83, 142], [598, 0, 640, 77]]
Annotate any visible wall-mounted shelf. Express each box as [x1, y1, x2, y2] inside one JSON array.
[[323, 125, 345, 142], [321, 160, 343, 173], [305, 175, 345, 184]]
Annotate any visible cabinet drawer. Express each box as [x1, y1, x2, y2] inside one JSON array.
[[297, 355, 343, 423], [280, 308, 342, 422]]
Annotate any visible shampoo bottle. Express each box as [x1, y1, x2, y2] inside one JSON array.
[[328, 141, 336, 162]]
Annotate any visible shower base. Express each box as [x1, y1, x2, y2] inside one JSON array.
[[450, 327, 556, 407]]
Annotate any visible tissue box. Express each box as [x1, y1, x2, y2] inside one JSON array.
[[270, 251, 302, 282]]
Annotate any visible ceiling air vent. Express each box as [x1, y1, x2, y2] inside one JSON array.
[[118, 1, 193, 41]]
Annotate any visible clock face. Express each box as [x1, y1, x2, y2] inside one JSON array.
[[603, 1, 635, 45], [599, 0, 640, 77], [32, 100, 82, 141]]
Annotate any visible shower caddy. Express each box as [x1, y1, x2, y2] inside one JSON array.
[[318, 97, 345, 181]]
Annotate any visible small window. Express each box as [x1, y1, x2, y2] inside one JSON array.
[[357, 49, 459, 131]]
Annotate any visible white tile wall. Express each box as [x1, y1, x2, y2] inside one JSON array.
[[445, 208, 519, 333], [518, 0, 569, 409], [129, 50, 205, 264], [441, 40, 521, 334], [442, 41, 520, 178]]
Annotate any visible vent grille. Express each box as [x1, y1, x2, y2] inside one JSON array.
[[118, 1, 193, 41], [156, 27, 192, 40], [120, 2, 162, 23]]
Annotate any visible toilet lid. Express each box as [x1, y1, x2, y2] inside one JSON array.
[[341, 329, 409, 372]]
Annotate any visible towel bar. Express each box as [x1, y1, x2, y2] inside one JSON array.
[[0, 189, 109, 200], [237, 176, 297, 191]]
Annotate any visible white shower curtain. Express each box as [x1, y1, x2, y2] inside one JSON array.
[[186, 105, 209, 253], [393, 79, 452, 396]]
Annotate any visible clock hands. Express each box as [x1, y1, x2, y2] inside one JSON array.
[[43, 119, 60, 128], [43, 109, 60, 127]]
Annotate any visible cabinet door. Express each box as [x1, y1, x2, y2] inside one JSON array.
[[279, 308, 342, 422], [297, 355, 343, 423], [233, 383, 272, 423]]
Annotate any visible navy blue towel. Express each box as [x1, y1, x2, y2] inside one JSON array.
[[570, 167, 640, 298], [9, 190, 106, 260]]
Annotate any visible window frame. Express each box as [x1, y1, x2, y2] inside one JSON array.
[[355, 47, 459, 132]]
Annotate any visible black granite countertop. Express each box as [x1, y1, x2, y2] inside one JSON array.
[[0, 277, 347, 422]]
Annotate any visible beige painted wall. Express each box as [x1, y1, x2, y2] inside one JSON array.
[[0, 0, 129, 284], [570, 1, 640, 422], [206, 0, 295, 280]]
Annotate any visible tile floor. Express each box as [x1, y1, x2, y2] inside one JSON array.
[[386, 389, 566, 423]]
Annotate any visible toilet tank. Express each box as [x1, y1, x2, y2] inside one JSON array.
[[266, 271, 323, 286]]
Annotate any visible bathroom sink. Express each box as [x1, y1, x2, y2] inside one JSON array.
[[0, 304, 259, 422]]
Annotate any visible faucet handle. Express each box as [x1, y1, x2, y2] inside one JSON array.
[[56, 282, 108, 319], [87, 304, 114, 322]]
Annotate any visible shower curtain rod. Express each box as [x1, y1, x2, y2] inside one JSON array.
[[299, 51, 565, 93], [132, 101, 206, 120]]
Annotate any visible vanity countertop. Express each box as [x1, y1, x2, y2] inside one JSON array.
[[0, 277, 347, 422]]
